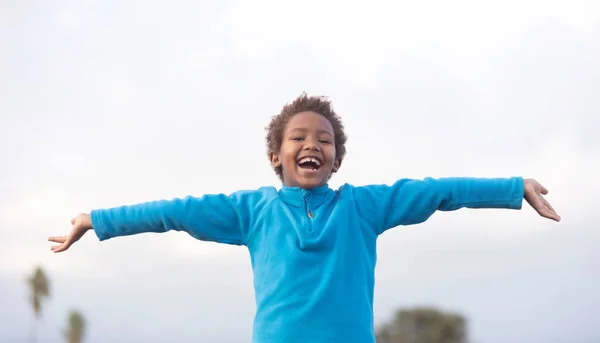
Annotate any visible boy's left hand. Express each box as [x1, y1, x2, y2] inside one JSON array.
[[523, 178, 561, 222]]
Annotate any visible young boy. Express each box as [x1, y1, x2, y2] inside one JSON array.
[[49, 93, 560, 343]]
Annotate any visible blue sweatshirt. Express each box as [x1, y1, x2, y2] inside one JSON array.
[[90, 176, 524, 342]]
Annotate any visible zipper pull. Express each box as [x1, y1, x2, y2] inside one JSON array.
[[305, 196, 313, 218]]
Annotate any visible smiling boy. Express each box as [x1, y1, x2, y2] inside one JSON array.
[[49, 93, 560, 343]]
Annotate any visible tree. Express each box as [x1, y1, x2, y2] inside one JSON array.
[[64, 310, 86, 343], [376, 306, 467, 343], [26, 266, 50, 343]]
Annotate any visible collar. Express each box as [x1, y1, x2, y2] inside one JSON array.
[[278, 183, 335, 208]]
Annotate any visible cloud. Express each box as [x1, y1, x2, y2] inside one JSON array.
[[219, 0, 599, 90]]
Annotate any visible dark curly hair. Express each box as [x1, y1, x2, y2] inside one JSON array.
[[265, 93, 347, 181]]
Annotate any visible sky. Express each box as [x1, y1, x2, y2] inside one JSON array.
[[1, 0, 599, 342]]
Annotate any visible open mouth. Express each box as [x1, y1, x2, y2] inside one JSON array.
[[297, 156, 322, 171]]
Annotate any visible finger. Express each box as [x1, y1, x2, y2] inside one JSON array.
[[71, 217, 76, 225], [50, 235, 73, 252], [546, 205, 561, 222], [542, 199, 560, 221], [539, 207, 561, 222], [540, 186, 548, 195], [48, 236, 67, 243], [543, 198, 557, 213], [51, 242, 70, 253], [549, 212, 561, 222]]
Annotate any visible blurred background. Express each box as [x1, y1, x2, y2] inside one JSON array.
[[1, 0, 598, 342]]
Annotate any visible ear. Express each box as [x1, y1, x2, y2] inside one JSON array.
[[269, 152, 281, 168], [332, 158, 342, 173]]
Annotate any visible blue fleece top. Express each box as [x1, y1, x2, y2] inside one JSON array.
[[90, 176, 524, 342]]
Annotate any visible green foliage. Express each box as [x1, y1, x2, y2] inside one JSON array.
[[27, 266, 50, 318], [64, 310, 86, 343], [26, 265, 51, 343], [376, 306, 467, 343]]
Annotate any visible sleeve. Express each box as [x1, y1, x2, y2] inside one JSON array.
[[351, 176, 525, 235], [90, 189, 269, 246]]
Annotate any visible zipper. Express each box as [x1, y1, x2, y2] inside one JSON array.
[[304, 195, 313, 232]]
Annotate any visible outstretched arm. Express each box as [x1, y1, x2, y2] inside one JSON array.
[[352, 176, 559, 235], [49, 189, 270, 252]]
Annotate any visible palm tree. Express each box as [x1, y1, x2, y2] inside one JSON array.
[[26, 265, 50, 343], [64, 310, 86, 343]]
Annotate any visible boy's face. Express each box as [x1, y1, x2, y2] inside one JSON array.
[[270, 111, 340, 189]]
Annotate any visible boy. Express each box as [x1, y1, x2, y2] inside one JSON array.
[[49, 93, 560, 343]]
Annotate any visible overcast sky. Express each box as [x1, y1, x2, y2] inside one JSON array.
[[1, 0, 599, 342]]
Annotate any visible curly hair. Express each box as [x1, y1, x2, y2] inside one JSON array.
[[265, 93, 347, 180]]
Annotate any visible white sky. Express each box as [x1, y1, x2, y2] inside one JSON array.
[[1, 1, 599, 342]]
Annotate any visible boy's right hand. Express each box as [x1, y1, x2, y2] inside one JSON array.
[[48, 213, 93, 253]]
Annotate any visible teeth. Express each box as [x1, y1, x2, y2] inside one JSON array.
[[298, 157, 321, 167]]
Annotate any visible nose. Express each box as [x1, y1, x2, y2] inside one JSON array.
[[303, 136, 320, 151]]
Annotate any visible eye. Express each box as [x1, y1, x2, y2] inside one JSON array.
[[319, 139, 331, 144], [291, 137, 304, 141]]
